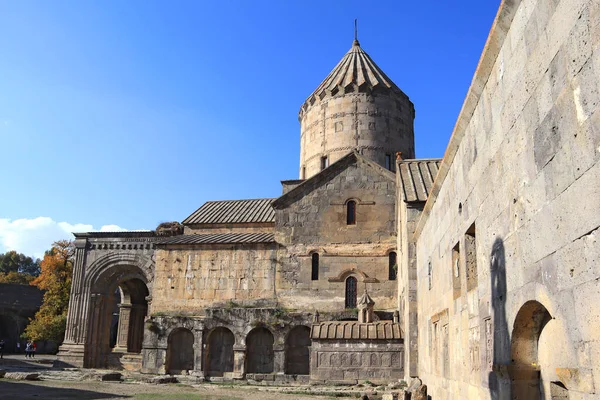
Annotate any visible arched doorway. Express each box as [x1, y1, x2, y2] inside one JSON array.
[[345, 276, 357, 309], [285, 326, 311, 375], [166, 328, 194, 374], [205, 327, 234, 377], [85, 265, 149, 368], [246, 327, 274, 373], [509, 300, 552, 399]]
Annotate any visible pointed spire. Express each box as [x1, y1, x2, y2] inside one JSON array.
[[353, 19, 360, 47]]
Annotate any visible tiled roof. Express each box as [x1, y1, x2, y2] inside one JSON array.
[[311, 321, 402, 340], [398, 159, 442, 202], [182, 199, 276, 225], [156, 233, 275, 246], [301, 40, 406, 117]]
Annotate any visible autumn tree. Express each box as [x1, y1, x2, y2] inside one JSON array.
[[23, 240, 74, 343]]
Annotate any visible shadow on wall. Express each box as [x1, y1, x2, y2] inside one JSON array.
[[489, 238, 510, 399]]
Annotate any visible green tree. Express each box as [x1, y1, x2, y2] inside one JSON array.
[[0, 271, 35, 284], [0, 250, 41, 276], [23, 240, 74, 343]]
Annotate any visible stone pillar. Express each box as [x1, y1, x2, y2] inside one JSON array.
[[114, 303, 132, 352], [273, 344, 285, 374], [57, 238, 89, 367], [193, 327, 205, 380], [232, 345, 246, 379]]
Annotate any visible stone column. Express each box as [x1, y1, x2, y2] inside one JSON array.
[[193, 327, 205, 380], [232, 345, 246, 379], [57, 238, 89, 367], [113, 303, 132, 352], [273, 344, 285, 374]]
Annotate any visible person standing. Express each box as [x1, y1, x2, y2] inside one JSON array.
[[16, 341, 20, 354], [31, 342, 36, 358], [25, 341, 32, 358], [0, 339, 5, 359]]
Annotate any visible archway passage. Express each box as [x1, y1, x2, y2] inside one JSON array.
[[166, 328, 194, 374], [509, 300, 552, 400], [205, 327, 234, 377], [86, 272, 149, 368], [345, 276, 357, 309], [285, 326, 311, 375], [246, 327, 274, 373]]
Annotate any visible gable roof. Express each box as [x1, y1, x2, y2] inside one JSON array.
[[272, 151, 395, 210], [398, 159, 442, 203], [182, 198, 275, 225]]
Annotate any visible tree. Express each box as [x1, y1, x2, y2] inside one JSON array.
[[0, 271, 35, 284], [0, 250, 41, 276], [23, 240, 74, 343]]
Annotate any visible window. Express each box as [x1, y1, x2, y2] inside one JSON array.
[[346, 200, 356, 225], [345, 276, 357, 309], [465, 223, 477, 290], [388, 251, 397, 280], [320, 156, 329, 170], [385, 154, 392, 171], [311, 253, 319, 281], [302, 166, 306, 179], [428, 261, 433, 290], [452, 243, 461, 299]]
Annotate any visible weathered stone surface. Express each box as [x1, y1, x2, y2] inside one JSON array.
[[146, 375, 178, 384], [0, 369, 6, 378], [4, 372, 40, 381], [100, 372, 122, 382], [411, 0, 600, 398]]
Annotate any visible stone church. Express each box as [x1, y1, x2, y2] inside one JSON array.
[[58, 0, 599, 398]]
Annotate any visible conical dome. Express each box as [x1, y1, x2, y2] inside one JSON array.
[[298, 39, 415, 180], [299, 40, 406, 118]]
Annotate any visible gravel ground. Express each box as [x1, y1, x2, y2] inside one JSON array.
[[0, 379, 361, 400]]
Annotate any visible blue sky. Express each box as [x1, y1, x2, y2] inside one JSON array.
[[0, 0, 501, 257]]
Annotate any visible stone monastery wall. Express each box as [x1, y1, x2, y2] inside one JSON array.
[[151, 244, 278, 314], [414, 0, 600, 398]]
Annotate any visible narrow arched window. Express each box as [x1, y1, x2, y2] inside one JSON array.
[[347, 200, 356, 225], [311, 253, 319, 281], [345, 276, 357, 309], [389, 251, 397, 281]]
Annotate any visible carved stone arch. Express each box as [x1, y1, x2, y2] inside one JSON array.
[[84, 252, 154, 293], [82, 252, 153, 367], [328, 268, 378, 283], [344, 197, 362, 205]]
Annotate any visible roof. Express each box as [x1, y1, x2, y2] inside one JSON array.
[[273, 151, 395, 209], [300, 40, 408, 118], [182, 199, 275, 225], [311, 321, 402, 340], [156, 232, 275, 246], [73, 231, 156, 239], [398, 159, 442, 203]]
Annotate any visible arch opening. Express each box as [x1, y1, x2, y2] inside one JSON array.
[[509, 300, 552, 400], [285, 326, 311, 375], [166, 328, 194, 374], [205, 327, 234, 377], [246, 327, 274, 374], [84, 263, 149, 368]]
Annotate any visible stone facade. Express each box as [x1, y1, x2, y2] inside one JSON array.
[[411, 0, 600, 398], [57, 2, 599, 396], [58, 40, 411, 383]]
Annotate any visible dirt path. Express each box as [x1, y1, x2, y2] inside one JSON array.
[[0, 379, 360, 400]]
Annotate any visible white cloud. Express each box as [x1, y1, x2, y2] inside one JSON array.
[[0, 217, 127, 259]]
